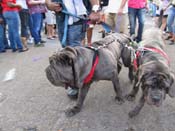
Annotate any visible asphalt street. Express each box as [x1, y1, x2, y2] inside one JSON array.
[[0, 15, 175, 131]]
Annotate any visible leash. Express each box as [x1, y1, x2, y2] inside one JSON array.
[[61, 9, 112, 46]]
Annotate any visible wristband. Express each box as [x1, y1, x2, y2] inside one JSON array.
[[92, 5, 100, 12]]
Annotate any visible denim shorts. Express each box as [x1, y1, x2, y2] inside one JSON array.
[[19, 9, 30, 38]]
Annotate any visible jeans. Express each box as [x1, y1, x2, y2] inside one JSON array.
[[30, 13, 43, 44], [56, 17, 86, 47], [128, 7, 145, 42], [167, 6, 175, 35], [0, 24, 5, 51], [3, 11, 23, 50]]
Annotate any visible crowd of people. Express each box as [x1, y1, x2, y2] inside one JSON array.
[[148, 0, 175, 44], [0, 0, 174, 98]]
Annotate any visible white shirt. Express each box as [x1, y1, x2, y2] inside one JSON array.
[[104, 0, 128, 14], [63, 0, 87, 25], [16, 0, 28, 9]]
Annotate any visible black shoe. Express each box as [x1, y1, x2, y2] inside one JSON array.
[[40, 40, 46, 43], [12, 49, 17, 52], [34, 42, 44, 47], [0, 50, 6, 53], [18, 48, 29, 52], [5, 46, 11, 49]]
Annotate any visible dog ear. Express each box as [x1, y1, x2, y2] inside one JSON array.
[[121, 46, 132, 67], [168, 72, 175, 97], [49, 54, 56, 65], [64, 46, 78, 57]]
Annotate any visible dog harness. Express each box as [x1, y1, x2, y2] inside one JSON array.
[[83, 38, 117, 84], [133, 47, 170, 71], [84, 46, 99, 84]]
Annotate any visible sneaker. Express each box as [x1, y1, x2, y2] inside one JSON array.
[[34, 42, 44, 47], [67, 87, 78, 100], [27, 37, 34, 45], [40, 39, 46, 43]]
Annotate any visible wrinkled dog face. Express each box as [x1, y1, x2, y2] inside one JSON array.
[[143, 74, 170, 106], [45, 51, 74, 87]]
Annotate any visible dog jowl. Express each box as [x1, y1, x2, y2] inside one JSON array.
[[126, 28, 175, 118]]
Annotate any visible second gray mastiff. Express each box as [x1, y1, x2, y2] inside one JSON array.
[[126, 28, 175, 118], [45, 33, 133, 117]]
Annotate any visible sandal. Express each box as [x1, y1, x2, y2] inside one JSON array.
[[18, 48, 29, 52], [165, 35, 173, 40]]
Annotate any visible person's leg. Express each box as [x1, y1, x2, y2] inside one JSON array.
[[66, 23, 86, 98], [137, 8, 145, 42], [3, 23, 10, 49], [67, 24, 86, 47], [169, 7, 175, 45], [87, 26, 93, 46], [160, 16, 167, 32], [30, 13, 43, 45], [19, 9, 29, 50], [11, 11, 23, 50], [105, 13, 115, 31], [3, 11, 16, 51], [115, 13, 128, 33], [128, 8, 137, 38], [0, 24, 5, 52], [167, 7, 175, 39]]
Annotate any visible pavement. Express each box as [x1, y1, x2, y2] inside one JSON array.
[[0, 15, 175, 131]]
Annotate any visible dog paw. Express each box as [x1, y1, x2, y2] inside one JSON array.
[[126, 94, 135, 101], [128, 110, 139, 118], [65, 106, 80, 117], [115, 96, 125, 105]]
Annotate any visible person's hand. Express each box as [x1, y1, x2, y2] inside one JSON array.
[[89, 12, 100, 23], [7, 2, 13, 7], [7, 2, 22, 9], [48, 2, 62, 13], [118, 8, 123, 16], [16, 4, 22, 9]]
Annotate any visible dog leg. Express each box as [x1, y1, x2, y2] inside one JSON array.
[[65, 84, 90, 117], [126, 77, 139, 101], [112, 75, 124, 105], [117, 61, 122, 74], [128, 94, 145, 118], [128, 66, 134, 83]]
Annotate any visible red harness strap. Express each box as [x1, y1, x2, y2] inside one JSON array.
[[144, 47, 170, 64], [133, 51, 140, 71], [84, 55, 99, 84], [133, 47, 170, 71]]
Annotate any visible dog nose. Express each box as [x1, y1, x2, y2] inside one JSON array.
[[152, 95, 161, 102]]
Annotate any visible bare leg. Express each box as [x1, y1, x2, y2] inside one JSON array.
[[65, 84, 90, 117]]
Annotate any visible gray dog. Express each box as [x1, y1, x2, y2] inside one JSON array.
[[45, 33, 133, 117], [126, 28, 175, 118]]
